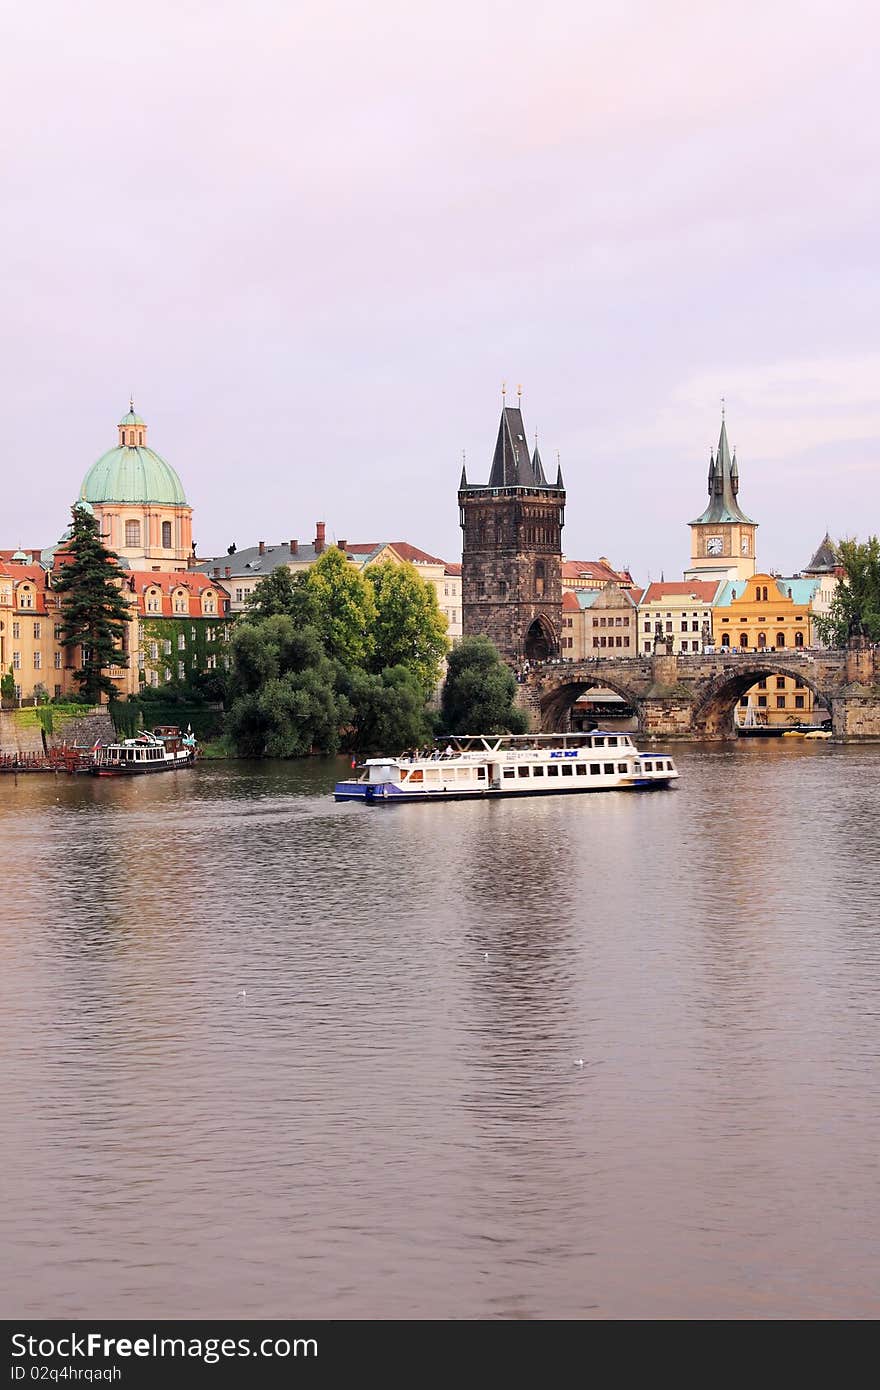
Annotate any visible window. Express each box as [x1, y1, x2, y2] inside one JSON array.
[[503, 767, 515, 779], [164, 667, 171, 683], [19, 588, 33, 609], [235, 588, 244, 603], [757, 633, 767, 648], [721, 633, 730, 647], [177, 633, 185, 651], [757, 695, 767, 708], [33, 621, 41, 638], [644, 642, 651, 652], [776, 677, 786, 689], [777, 696, 786, 709], [164, 639, 171, 655], [562, 765, 574, 776], [624, 636, 630, 648], [681, 641, 688, 652], [795, 631, 804, 647], [590, 763, 600, 775], [54, 624, 62, 639], [776, 633, 786, 647], [795, 695, 805, 709], [54, 652, 61, 669], [33, 651, 41, 669], [162, 521, 172, 548], [150, 642, 159, 660], [576, 764, 587, 776], [125, 520, 141, 547], [681, 621, 688, 632], [178, 661, 185, 680], [54, 684, 61, 698], [12, 621, 19, 639], [603, 763, 614, 774], [12, 651, 20, 670], [615, 636, 622, 647], [739, 634, 748, 647], [535, 561, 545, 597], [644, 621, 650, 632], [739, 696, 748, 707], [532, 765, 544, 777], [517, 766, 530, 778], [617, 762, 627, 773], [546, 765, 559, 777], [758, 679, 767, 689], [665, 621, 672, 632]]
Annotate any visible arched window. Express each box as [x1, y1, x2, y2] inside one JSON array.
[[125, 520, 140, 547], [162, 521, 172, 548], [721, 633, 730, 647], [739, 633, 748, 647], [795, 630, 804, 647], [776, 632, 785, 647], [757, 632, 767, 648], [535, 561, 545, 597]]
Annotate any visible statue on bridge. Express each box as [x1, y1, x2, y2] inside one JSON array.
[[847, 612, 868, 648]]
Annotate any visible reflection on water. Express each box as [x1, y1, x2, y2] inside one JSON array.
[[1, 742, 879, 1318]]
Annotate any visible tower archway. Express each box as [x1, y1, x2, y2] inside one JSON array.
[[524, 615, 557, 661]]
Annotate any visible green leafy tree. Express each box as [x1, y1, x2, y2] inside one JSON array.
[[1, 665, 15, 702], [244, 566, 317, 624], [440, 635, 529, 735], [341, 664, 437, 753], [815, 537, 880, 646], [302, 546, 376, 667], [366, 561, 449, 695], [226, 616, 343, 757], [53, 505, 132, 704]]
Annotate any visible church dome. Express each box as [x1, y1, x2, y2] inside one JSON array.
[[79, 403, 187, 506]]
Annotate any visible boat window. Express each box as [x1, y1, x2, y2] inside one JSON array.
[[666, 761, 674, 771], [503, 767, 515, 779], [618, 763, 627, 773], [456, 767, 471, 780], [476, 767, 486, 779], [532, 765, 544, 776], [517, 766, 530, 777], [409, 769, 423, 782], [562, 765, 573, 776], [425, 768, 440, 781], [593, 738, 605, 748], [576, 764, 587, 775], [608, 736, 618, 747], [547, 765, 559, 777], [603, 763, 614, 774], [590, 763, 600, 775], [643, 762, 652, 771]]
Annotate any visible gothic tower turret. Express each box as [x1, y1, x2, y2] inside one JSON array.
[[685, 413, 757, 583], [459, 402, 565, 662]]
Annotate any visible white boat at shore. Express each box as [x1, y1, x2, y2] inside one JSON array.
[[334, 732, 679, 803], [91, 727, 196, 777]]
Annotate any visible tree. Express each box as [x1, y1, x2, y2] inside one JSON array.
[[441, 636, 529, 734], [302, 546, 376, 667], [366, 561, 449, 695], [814, 537, 880, 646], [53, 505, 132, 704], [1, 665, 14, 702], [340, 664, 437, 753], [226, 616, 343, 757], [244, 566, 316, 623]]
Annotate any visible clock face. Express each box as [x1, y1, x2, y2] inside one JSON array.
[[741, 535, 750, 554], [707, 536, 723, 556]]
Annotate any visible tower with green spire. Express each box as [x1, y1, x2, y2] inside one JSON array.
[[685, 413, 757, 583]]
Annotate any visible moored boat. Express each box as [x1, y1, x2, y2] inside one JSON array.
[[91, 727, 196, 776], [334, 732, 679, 803]]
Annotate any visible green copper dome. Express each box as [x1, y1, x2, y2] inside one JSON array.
[[81, 406, 187, 506], [80, 446, 187, 505]]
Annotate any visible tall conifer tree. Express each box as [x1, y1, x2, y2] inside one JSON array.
[[54, 505, 132, 703]]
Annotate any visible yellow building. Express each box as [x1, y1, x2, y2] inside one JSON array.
[[713, 572, 824, 726], [685, 414, 757, 584]]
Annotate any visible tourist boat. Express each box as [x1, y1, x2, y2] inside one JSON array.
[[91, 727, 196, 777], [735, 707, 785, 738], [333, 732, 679, 803]]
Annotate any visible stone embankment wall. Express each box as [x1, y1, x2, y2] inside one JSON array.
[[0, 708, 113, 756]]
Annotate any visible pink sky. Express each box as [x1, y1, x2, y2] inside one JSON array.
[[2, 1, 877, 580]]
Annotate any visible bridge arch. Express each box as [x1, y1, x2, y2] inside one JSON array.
[[537, 673, 644, 733], [692, 660, 831, 736]]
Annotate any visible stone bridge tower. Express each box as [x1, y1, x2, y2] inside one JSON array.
[[459, 402, 565, 663]]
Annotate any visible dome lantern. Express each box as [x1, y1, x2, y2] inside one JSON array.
[[118, 397, 147, 448]]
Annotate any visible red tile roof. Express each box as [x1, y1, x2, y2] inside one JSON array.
[[443, 562, 461, 577], [562, 590, 580, 611], [126, 571, 230, 619], [639, 581, 719, 604], [0, 562, 51, 612], [562, 558, 635, 587]]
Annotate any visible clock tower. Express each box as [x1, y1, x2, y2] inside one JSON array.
[[684, 414, 757, 583]]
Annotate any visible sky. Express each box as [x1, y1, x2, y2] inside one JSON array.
[[2, 0, 878, 581]]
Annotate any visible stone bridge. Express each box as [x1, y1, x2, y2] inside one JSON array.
[[517, 646, 880, 739]]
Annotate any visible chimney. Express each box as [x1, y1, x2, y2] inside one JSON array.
[[258, 541, 266, 556], [225, 566, 231, 579], [314, 522, 325, 555], [213, 566, 220, 579], [290, 539, 298, 555], [337, 539, 347, 552]]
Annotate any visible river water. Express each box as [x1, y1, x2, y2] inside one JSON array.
[[2, 741, 879, 1320]]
